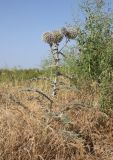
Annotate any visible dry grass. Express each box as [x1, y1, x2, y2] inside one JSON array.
[[0, 82, 113, 160]]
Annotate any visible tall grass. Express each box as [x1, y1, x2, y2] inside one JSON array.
[[0, 68, 43, 84]]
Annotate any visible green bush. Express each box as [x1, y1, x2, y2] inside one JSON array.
[[77, 0, 113, 79], [62, 0, 113, 111]]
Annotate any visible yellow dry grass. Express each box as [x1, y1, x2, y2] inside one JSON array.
[[0, 81, 113, 160]]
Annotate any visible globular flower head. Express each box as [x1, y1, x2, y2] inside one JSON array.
[[52, 30, 64, 44], [42, 30, 64, 46], [61, 27, 79, 39], [42, 32, 54, 46]]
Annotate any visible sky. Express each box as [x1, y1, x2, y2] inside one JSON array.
[[0, 0, 82, 69], [0, 0, 113, 69]]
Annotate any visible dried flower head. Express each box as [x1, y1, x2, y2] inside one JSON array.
[[52, 30, 64, 44], [61, 27, 78, 39], [42, 32, 54, 46], [42, 30, 63, 45]]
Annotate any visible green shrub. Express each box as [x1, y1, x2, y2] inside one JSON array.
[[62, 0, 113, 111]]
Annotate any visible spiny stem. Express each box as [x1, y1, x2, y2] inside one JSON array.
[[20, 88, 53, 109]]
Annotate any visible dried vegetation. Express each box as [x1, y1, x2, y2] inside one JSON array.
[[0, 82, 113, 160]]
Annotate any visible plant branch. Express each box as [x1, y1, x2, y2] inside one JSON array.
[[20, 88, 53, 106], [59, 38, 70, 53]]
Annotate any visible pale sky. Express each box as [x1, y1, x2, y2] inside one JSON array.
[[0, 0, 112, 68]]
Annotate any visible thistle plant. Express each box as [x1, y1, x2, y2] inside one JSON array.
[[21, 26, 79, 112], [42, 27, 79, 96]]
